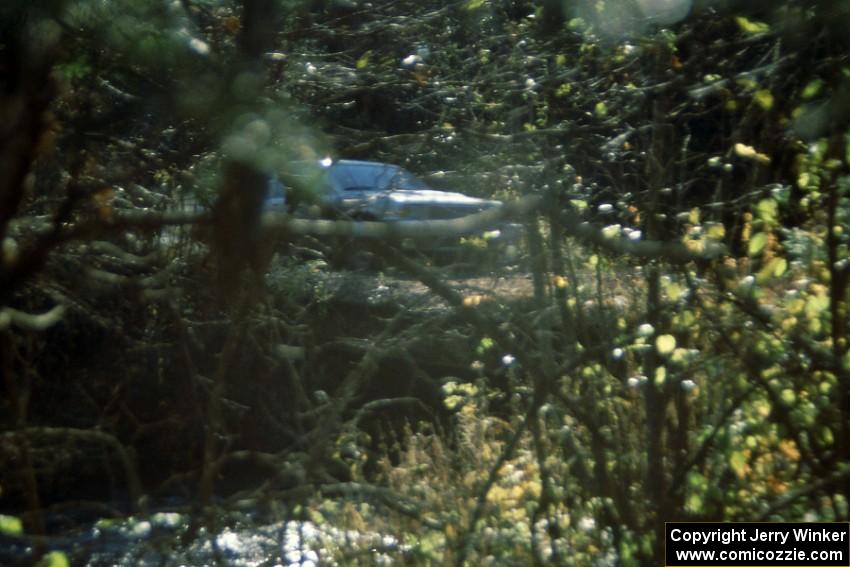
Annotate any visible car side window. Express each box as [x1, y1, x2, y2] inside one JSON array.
[[328, 164, 399, 192]]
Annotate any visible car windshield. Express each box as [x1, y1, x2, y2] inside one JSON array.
[[328, 163, 430, 192]]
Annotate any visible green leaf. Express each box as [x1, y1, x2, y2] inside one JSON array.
[[757, 257, 787, 282], [756, 198, 778, 224], [663, 281, 684, 301], [706, 223, 726, 240], [476, 336, 494, 355], [748, 232, 768, 256], [802, 79, 823, 100], [0, 515, 22, 535], [780, 388, 796, 405], [688, 207, 700, 224], [356, 51, 371, 70], [805, 294, 829, 319], [753, 89, 774, 110], [735, 16, 769, 35], [729, 450, 748, 477], [465, 0, 487, 10], [41, 551, 70, 567], [555, 83, 572, 97], [594, 101, 608, 118], [685, 492, 703, 513]]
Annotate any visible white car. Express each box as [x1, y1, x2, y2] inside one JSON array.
[[267, 159, 523, 262]]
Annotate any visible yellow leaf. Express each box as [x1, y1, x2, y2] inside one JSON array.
[[734, 143, 770, 164], [756, 198, 778, 223], [753, 89, 774, 110], [706, 223, 726, 240], [688, 207, 700, 224], [42, 551, 70, 567], [735, 16, 769, 35], [656, 334, 677, 355], [595, 101, 608, 117], [757, 257, 787, 282], [0, 515, 22, 535], [729, 450, 749, 478], [778, 439, 800, 461], [356, 51, 371, 70], [748, 231, 767, 256], [802, 79, 823, 100]]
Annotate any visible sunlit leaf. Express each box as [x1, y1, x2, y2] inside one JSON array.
[[797, 171, 815, 189], [602, 224, 621, 238], [802, 79, 823, 100], [805, 293, 829, 319], [734, 143, 770, 165], [685, 492, 703, 513], [780, 388, 796, 405], [778, 439, 800, 461], [356, 51, 371, 70], [654, 366, 666, 385], [753, 89, 773, 110], [465, 0, 487, 10], [656, 334, 676, 355], [748, 231, 767, 256], [757, 199, 778, 224], [0, 515, 22, 535], [706, 223, 725, 240], [735, 16, 769, 35], [663, 281, 685, 301], [41, 551, 70, 567], [754, 399, 771, 417], [595, 101, 608, 118], [757, 257, 787, 282], [688, 207, 700, 224], [476, 336, 494, 355], [729, 450, 748, 478]]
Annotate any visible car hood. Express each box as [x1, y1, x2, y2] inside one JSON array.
[[384, 189, 501, 208]]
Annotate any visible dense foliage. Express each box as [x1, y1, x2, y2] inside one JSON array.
[[1, 0, 849, 564]]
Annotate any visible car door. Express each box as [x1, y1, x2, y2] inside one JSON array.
[[327, 163, 399, 217]]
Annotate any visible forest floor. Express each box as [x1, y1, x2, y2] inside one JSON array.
[[320, 266, 537, 310]]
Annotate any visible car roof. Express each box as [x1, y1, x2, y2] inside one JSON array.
[[334, 159, 388, 165], [330, 159, 401, 169]]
